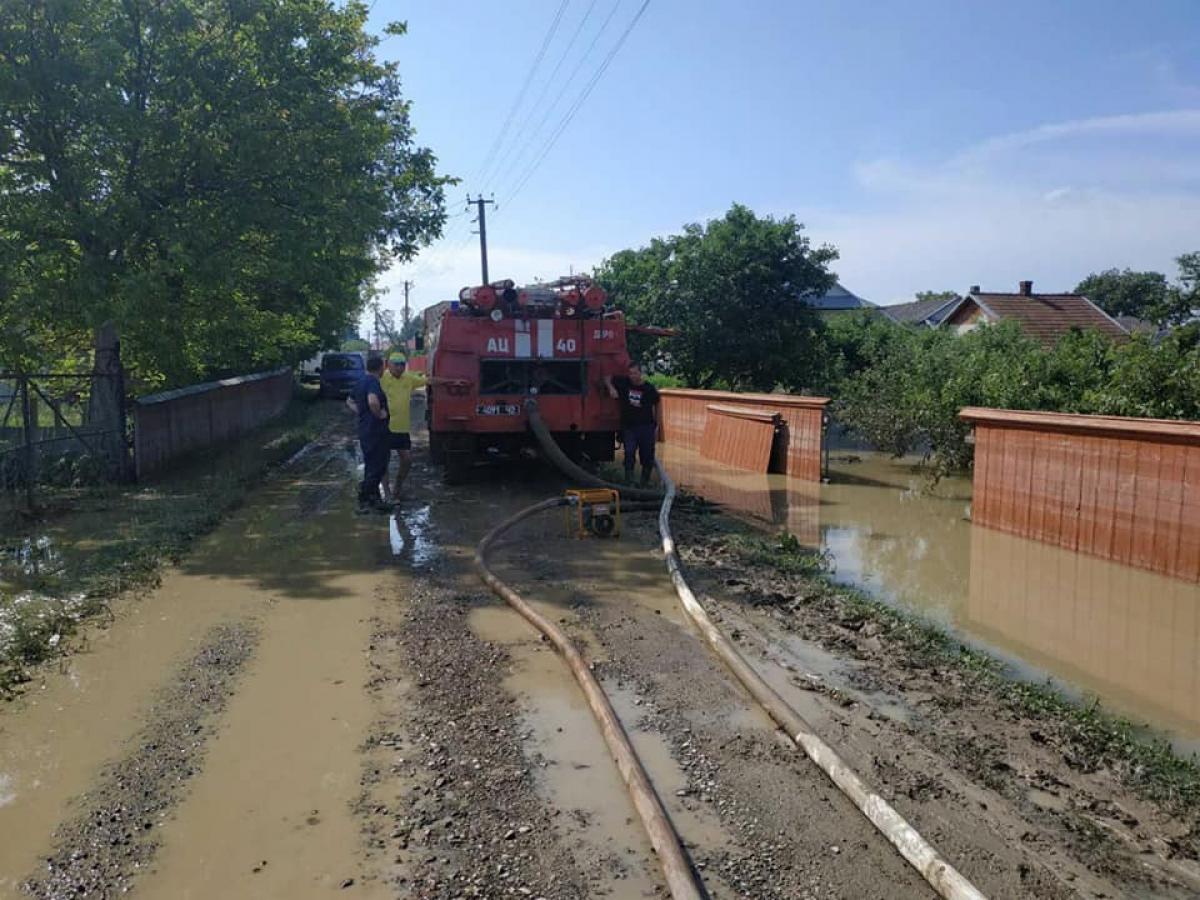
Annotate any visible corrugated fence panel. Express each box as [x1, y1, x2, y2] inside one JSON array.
[[134, 368, 293, 480], [960, 407, 1200, 583], [699, 405, 779, 472], [658, 389, 829, 482]]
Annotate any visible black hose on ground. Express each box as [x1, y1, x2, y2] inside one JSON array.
[[474, 497, 705, 900], [524, 398, 664, 501]]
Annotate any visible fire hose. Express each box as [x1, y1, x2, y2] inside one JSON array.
[[524, 398, 663, 500], [474, 498, 705, 900], [654, 461, 988, 900], [520, 399, 985, 897]]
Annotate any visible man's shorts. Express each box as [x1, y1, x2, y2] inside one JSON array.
[[390, 432, 412, 451]]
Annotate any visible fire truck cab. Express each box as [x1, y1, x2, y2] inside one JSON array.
[[425, 277, 630, 482]]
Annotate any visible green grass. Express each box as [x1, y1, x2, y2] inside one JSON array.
[[705, 523, 1200, 817], [1, 387, 334, 693]]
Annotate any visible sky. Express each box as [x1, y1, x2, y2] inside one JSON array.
[[362, 0, 1200, 329]]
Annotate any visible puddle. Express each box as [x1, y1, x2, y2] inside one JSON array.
[[0, 772, 14, 808], [387, 503, 438, 569], [661, 444, 1200, 751], [468, 602, 664, 894], [0, 444, 395, 895], [0, 535, 66, 592], [135, 571, 388, 900], [468, 599, 733, 895]]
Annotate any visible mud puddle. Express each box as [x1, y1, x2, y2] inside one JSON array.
[[135, 570, 387, 899], [0, 536, 65, 591], [0, 434, 394, 898], [0, 559, 270, 892], [468, 603, 663, 894]]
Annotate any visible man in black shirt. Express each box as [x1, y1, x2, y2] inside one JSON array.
[[346, 355, 392, 513], [604, 362, 661, 487]]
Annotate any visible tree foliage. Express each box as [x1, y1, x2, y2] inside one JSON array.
[[595, 204, 838, 392], [831, 317, 1200, 474], [0, 0, 452, 387], [1075, 255, 1198, 326]]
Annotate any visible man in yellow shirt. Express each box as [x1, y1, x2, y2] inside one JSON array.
[[380, 353, 464, 502]]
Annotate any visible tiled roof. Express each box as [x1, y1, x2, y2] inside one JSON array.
[[882, 295, 959, 325], [802, 282, 876, 311], [945, 292, 1128, 345]]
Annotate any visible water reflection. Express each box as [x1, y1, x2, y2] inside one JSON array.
[[388, 504, 437, 569], [660, 444, 1200, 747], [968, 526, 1200, 740], [0, 535, 65, 590]]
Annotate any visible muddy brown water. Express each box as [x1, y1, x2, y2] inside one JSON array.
[[0, 439, 394, 899], [659, 443, 1200, 752]]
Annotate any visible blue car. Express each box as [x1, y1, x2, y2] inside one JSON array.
[[317, 352, 365, 398]]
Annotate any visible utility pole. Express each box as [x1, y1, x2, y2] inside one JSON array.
[[402, 280, 412, 329], [467, 194, 495, 284]]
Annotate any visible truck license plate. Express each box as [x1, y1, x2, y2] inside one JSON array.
[[476, 403, 521, 416]]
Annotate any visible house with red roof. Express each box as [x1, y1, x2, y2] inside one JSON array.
[[939, 281, 1128, 346]]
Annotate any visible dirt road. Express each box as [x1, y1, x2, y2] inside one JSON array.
[[2, 415, 1198, 898]]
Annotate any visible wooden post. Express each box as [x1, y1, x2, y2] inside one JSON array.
[[89, 322, 130, 480]]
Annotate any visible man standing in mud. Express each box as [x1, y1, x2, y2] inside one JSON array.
[[379, 353, 469, 503], [347, 355, 391, 514], [604, 362, 661, 486], [379, 353, 423, 503]]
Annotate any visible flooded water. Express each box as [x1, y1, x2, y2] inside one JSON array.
[[660, 444, 1200, 751], [0, 440, 394, 898], [0, 535, 66, 592]]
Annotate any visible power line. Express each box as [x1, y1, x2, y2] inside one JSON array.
[[470, 0, 571, 189], [489, 0, 625, 195], [504, 0, 652, 206], [481, 0, 602, 187]]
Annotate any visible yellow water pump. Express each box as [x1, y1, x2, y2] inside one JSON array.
[[564, 488, 621, 539]]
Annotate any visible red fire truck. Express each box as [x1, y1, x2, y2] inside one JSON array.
[[424, 276, 630, 482]]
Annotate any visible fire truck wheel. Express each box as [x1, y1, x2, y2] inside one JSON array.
[[428, 432, 444, 463], [443, 451, 471, 485]]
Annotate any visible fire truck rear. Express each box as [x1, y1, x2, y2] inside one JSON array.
[[424, 277, 630, 482]]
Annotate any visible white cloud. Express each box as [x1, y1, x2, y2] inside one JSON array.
[[811, 109, 1200, 305], [960, 109, 1200, 161]]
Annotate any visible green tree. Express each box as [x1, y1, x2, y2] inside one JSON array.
[[0, 1, 452, 387], [834, 319, 1200, 474], [596, 204, 838, 391], [1175, 252, 1200, 315], [1073, 268, 1183, 325]]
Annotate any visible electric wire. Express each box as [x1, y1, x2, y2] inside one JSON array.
[[481, 0, 603, 189], [503, 0, 652, 207], [470, 0, 571, 189], [488, 0, 626, 196]]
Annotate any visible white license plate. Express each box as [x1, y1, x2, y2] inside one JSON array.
[[476, 403, 521, 416]]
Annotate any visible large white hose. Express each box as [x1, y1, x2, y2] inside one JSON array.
[[656, 461, 988, 900]]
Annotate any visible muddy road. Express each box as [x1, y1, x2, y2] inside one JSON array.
[[2, 412, 1198, 899]]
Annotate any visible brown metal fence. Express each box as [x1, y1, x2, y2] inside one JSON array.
[[132, 368, 293, 480], [657, 389, 830, 481], [961, 407, 1200, 582]]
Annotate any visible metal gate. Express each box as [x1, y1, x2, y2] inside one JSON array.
[[0, 372, 129, 515]]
